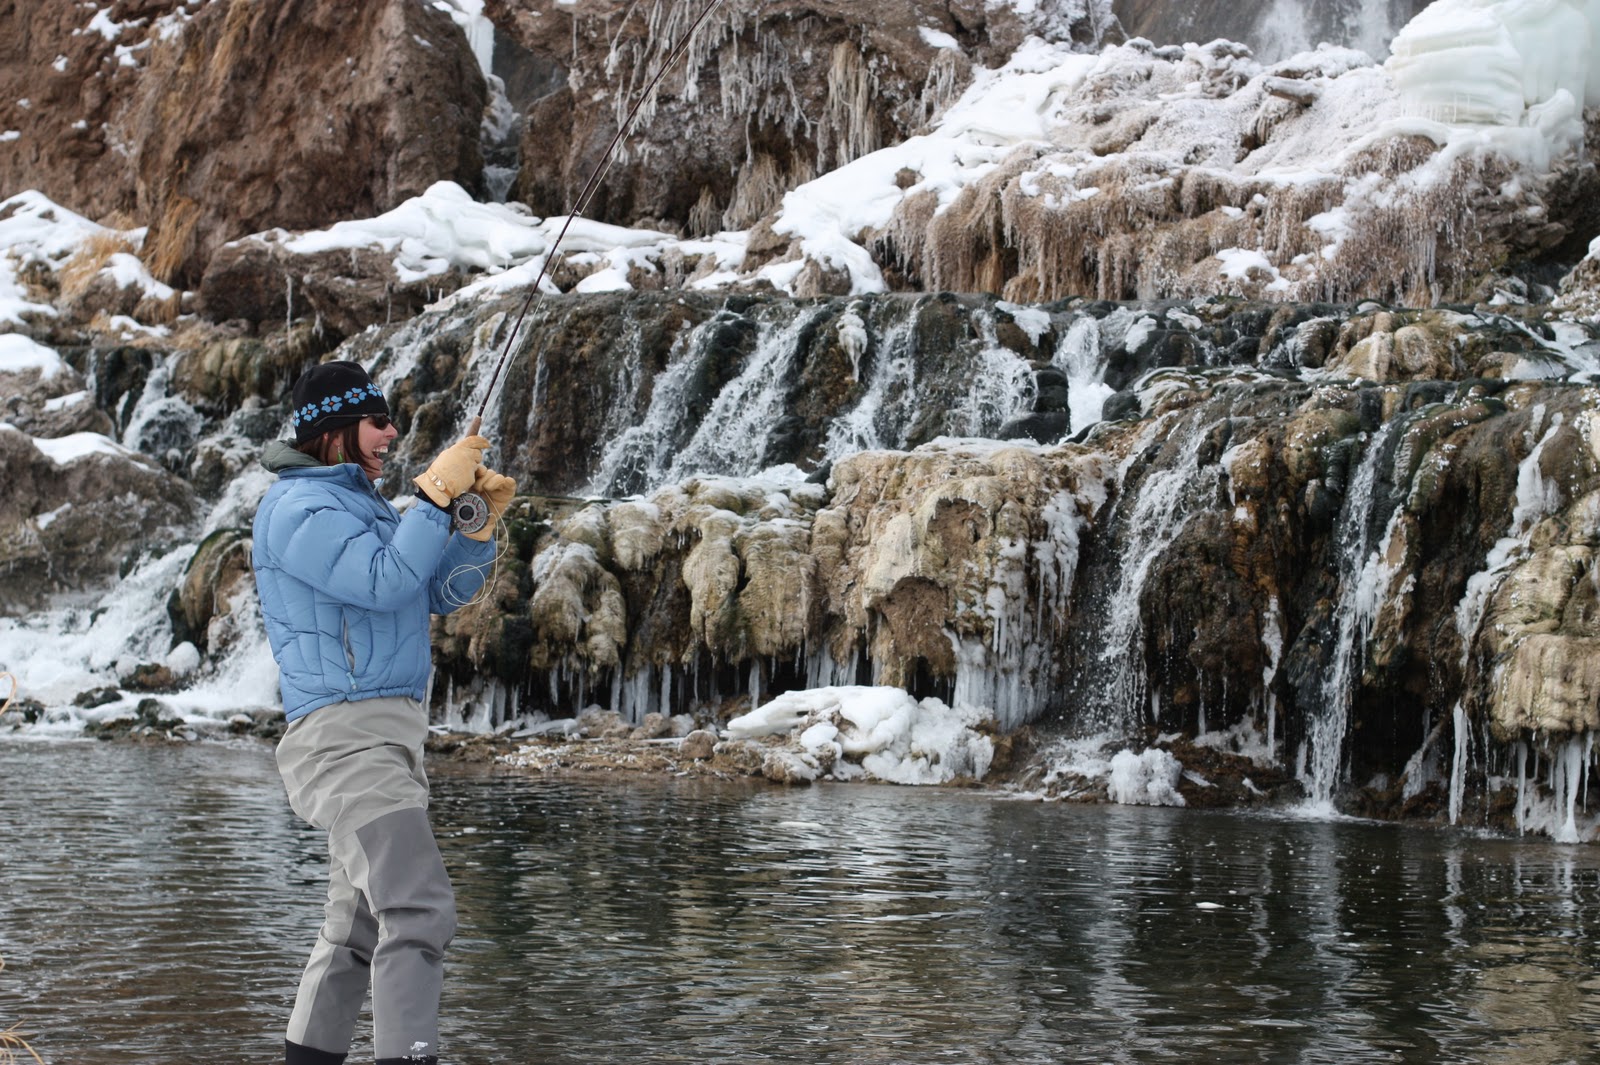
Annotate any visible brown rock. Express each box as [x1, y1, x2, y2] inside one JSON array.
[[1, 0, 486, 289], [681, 728, 718, 759], [489, 0, 1111, 233], [0, 425, 200, 614], [171, 527, 253, 652], [198, 236, 470, 339]]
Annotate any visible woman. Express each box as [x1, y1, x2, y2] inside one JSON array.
[[252, 359, 515, 1065]]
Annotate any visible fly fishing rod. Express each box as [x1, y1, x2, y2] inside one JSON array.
[[451, 0, 728, 534]]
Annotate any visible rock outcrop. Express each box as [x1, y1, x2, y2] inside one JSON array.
[[487, 0, 1116, 235], [0, 0, 486, 288], [0, 423, 200, 614]]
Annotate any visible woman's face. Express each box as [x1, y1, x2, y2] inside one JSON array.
[[356, 415, 398, 482]]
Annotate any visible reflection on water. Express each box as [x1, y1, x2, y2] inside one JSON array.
[[3, 740, 1600, 1064]]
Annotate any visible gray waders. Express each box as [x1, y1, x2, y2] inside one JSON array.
[[275, 697, 455, 1065]]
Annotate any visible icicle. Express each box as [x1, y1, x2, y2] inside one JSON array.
[[823, 305, 919, 462], [837, 304, 868, 381], [1554, 737, 1585, 843], [1448, 702, 1468, 825], [1580, 730, 1595, 813], [1261, 596, 1283, 756], [1516, 740, 1528, 836]]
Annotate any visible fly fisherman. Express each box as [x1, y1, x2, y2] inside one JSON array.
[[252, 360, 515, 1065]]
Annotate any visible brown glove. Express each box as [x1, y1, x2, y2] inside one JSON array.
[[463, 465, 517, 542], [413, 434, 491, 507]]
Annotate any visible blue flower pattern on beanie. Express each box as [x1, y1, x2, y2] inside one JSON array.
[[289, 387, 384, 426]]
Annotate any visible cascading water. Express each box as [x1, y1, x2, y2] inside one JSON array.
[[1452, 410, 1565, 666], [1054, 314, 1115, 436], [587, 313, 727, 497], [1303, 417, 1407, 809], [1255, 0, 1414, 61], [821, 307, 919, 462], [1093, 395, 1223, 732], [952, 308, 1036, 438], [1114, 0, 1427, 63], [662, 307, 827, 483], [12, 279, 1600, 838]]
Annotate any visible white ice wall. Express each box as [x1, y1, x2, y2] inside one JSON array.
[[1387, 0, 1600, 127]]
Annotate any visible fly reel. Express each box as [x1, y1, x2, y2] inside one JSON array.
[[450, 491, 490, 535]]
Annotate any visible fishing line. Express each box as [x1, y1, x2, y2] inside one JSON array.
[[438, 495, 516, 609], [449, 0, 727, 538], [469, 0, 728, 429], [0, 672, 14, 716]]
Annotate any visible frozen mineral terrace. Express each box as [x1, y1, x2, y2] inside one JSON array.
[[7, 0, 1600, 839]]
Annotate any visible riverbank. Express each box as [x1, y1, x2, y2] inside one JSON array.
[[11, 696, 1453, 824]]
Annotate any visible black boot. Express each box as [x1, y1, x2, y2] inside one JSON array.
[[285, 1040, 347, 1065]]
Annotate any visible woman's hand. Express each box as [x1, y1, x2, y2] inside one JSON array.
[[414, 434, 491, 507], [462, 465, 516, 542]]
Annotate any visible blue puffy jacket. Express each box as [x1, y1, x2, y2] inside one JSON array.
[[251, 440, 493, 722]]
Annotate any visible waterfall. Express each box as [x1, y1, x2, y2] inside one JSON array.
[[1255, 0, 1421, 61], [1303, 418, 1406, 808], [952, 308, 1036, 438], [1453, 412, 1565, 663], [822, 306, 920, 462], [1096, 400, 1221, 731], [1123, 0, 1423, 63], [664, 308, 826, 482], [1054, 314, 1114, 436], [587, 315, 716, 497]]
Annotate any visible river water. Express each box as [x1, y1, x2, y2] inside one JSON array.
[[2, 740, 1599, 1065]]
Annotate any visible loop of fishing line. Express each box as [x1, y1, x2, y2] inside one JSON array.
[[439, 495, 517, 609]]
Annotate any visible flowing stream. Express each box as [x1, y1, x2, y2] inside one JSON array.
[[4, 740, 1600, 1064]]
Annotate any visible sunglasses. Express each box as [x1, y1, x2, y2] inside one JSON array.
[[364, 415, 394, 431]]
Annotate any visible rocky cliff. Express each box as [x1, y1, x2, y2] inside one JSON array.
[[6, 0, 1600, 837]]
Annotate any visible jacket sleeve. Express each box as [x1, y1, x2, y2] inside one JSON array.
[[263, 494, 453, 612], [429, 528, 496, 614]]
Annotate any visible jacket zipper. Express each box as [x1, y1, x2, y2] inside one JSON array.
[[342, 616, 357, 688]]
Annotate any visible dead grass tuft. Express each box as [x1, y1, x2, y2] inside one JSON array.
[[135, 291, 183, 325], [58, 230, 139, 301], [209, 0, 255, 85], [0, 958, 41, 1064], [96, 209, 141, 234], [723, 152, 795, 231], [143, 195, 202, 285]]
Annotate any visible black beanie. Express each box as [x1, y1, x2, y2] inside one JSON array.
[[289, 360, 390, 444]]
